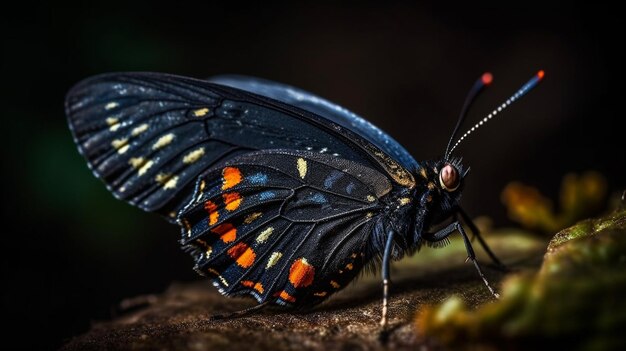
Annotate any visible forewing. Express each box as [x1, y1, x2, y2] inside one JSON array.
[[66, 72, 414, 221], [209, 75, 419, 171], [179, 150, 391, 306]]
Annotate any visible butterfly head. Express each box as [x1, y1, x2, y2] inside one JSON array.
[[418, 158, 467, 218]]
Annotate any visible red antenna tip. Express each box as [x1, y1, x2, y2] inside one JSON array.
[[537, 70, 545, 80], [481, 72, 493, 85]]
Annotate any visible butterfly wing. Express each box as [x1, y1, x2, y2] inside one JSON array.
[[208, 75, 420, 171], [179, 149, 392, 306], [66, 72, 415, 222]]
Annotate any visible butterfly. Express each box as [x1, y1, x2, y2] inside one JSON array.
[[65, 70, 544, 327]]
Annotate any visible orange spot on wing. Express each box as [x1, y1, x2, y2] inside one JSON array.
[[204, 200, 219, 225], [313, 291, 327, 297], [227, 242, 256, 268], [223, 192, 242, 211], [289, 258, 315, 288], [211, 223, 237, 243], [346, 263, 354, 270], [222, 167, 242, 190], [241, 280, 263, 293], [276, 290, 296, 303]]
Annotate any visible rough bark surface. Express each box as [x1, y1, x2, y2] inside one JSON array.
[[62, 234, 543, 351]]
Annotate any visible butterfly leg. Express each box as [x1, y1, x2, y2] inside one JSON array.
[[379, 229, 396, 328], [425, 221, 500, 299], [458, 207, 508, 271]]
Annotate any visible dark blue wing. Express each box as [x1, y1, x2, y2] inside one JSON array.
[[66, 72, 415, 222], [208, 75, 419, 171], [179, 149, 391, 306]]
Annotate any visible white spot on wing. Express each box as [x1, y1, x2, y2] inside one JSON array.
[[266, 252, 282, 269], [104, 102, 119, 110], [256, 227, 274, 244]]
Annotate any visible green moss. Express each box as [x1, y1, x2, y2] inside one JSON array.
[[415, 209, 626, 351]]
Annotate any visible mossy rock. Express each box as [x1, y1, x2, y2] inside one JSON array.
[[416, 209, 626, 351]]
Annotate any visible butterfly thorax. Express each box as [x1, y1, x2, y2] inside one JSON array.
[[411, 159, 465, 246], [374, 158, 466, 258]]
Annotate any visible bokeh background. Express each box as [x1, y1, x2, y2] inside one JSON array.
[[2, 3, 624, 349]]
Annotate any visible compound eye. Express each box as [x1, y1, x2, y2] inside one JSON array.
[[439, 164, 460, 192]]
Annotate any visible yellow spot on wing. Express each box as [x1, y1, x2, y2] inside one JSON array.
[[266, 252, 282, 269], [256, 227, 274, 243], [155, 173, 179, 189], [163, 177, 178, 189], [207, 268, 229, 287], [399, 197, 411, 206], [104, 102, 119, 110], [193, 108, 209, 117], [206, 246, 212, 258], [428, 182, 436, 190], [366, 195, 376, 202], [314, 292, 327, 297], [129, 157, 145, 169], [181, 217, 192, 237], [106, 117, 119, 126], [420, 168, 428, 179], [131, 123, 149, 136], [196, 179, 207, 201], [109, 124, 121, 132], [244, 212, 262, 224], [111, 138, 128, 149], [111, 138, 129, 154], [297, 158, 307, 179], [183, 147, 205, 164], [152, 133, 175, 150], [138, 160, 154, 176]]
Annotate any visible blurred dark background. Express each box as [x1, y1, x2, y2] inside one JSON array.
[[2, 2, 624, 349]]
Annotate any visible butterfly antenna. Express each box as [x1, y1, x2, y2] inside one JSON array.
[[446, 70, 545, 158], [444, 72, 493, 161]]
